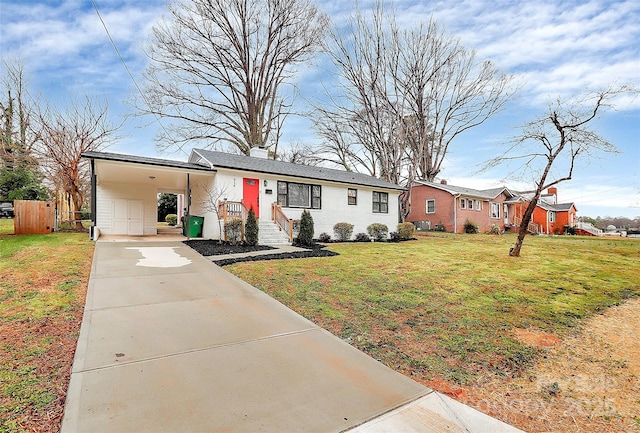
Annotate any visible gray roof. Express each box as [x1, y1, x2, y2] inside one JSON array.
[[412, 180, 513, 200], [191, 149, 405, 191], [538, 202, 576, 212], [82, 151, 212, 172]]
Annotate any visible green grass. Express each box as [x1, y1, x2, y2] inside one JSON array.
[[0, 231, 94, 432], [0, 218, 13, 235], [228, 233, 640, 384]]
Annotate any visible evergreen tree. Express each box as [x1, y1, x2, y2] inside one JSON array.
[[297, 209, 314, 247], [245, 207, 259, 246]]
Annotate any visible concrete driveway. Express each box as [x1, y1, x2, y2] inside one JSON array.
[[61, 241, 522, 432]]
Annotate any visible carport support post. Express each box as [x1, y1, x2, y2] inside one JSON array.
[[186, 173, 191, 240], [90, 159, 97, 240]]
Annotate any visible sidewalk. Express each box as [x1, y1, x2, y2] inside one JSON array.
[[61, 241, 522, 432]]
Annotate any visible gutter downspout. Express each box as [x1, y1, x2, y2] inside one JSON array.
[[453, 194, 461, 233]]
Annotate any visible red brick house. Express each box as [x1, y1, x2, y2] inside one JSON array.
[[406, 180, 518, 233], [407, 181, 577, 235]]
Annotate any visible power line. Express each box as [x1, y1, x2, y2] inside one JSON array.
[[90, 0, 172, 149]]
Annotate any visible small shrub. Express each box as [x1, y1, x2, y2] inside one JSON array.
[[245, 208, 259, 246], [225, 219, 243, 244], [296, 209, 314, 247], [488, 224, 501, 235], [333, 222, 354, 241], [389, 231, 401, 242], [317, 232, 331, 242], [434, 222, 447, 232], [463, 220, 478, 234], [165, 214, 178, 226], [397, 222, 415, 240], [354, 232, 370, 242], [367, 223, 388, 241], [565, 226, 576, 235]]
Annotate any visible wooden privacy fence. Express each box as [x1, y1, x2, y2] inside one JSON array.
[[14, 200, 56, 235]]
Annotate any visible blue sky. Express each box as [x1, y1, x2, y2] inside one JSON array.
[[1, 0, 638, 218]]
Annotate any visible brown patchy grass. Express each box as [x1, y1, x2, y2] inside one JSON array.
[[228, 233, 640, 432], [0, 231, 93, 433]]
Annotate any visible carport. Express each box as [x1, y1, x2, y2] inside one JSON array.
[[82, 151, 215, 239]]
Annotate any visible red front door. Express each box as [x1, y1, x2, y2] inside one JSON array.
[[243, 178, 259, 217]]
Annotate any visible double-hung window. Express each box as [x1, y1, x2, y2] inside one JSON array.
[[348, 188, 357, 205], [490, 202, 500, 219], [460, 199, 466, 209], [548, 211, 556, 222], [372, 191, 388, 213], [476, 200, 482, 211], [277, 181, 321, 209], [468, 199, 474, 210], [426, 199, 435, 214]]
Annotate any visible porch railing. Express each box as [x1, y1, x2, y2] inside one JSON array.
[[513, 216, 541, 234], [574, 221, 604, 237], [218, 200, 248, 241], [271, 203, 294, 242]]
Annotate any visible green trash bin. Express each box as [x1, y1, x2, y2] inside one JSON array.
[[183, 215, 204, 237]]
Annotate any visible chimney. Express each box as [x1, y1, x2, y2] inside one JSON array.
[[548, 187, 557, 204], [249, 146, 269, 159], [440, 179, 447, 185]]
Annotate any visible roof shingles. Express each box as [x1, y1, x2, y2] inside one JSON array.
[[191, 149, 404, 191]]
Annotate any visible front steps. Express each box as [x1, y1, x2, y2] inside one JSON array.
[[258, 220, 292, 245]]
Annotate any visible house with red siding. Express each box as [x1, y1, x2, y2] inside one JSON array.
[[407, 181, 577, 235], [510, 187, 577, 235]]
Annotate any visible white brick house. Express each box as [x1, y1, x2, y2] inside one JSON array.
[[84, 148, 403, 244]]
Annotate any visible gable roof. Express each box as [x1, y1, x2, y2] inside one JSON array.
[[412, 180, 514, 200], [190, 149, 405, 191], [83, 151, 212, 172]]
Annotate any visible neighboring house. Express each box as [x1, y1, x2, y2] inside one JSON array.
[[83, 148, 403, 243], [512, 187, 578, 235], [407, 181, 577, 235], [406, 180, 518, 233]]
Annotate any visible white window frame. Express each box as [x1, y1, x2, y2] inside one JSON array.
[[548, 211, 556, 222], [468, 199, 474, 210], [426, 199, 435, 214], [476, 200, 482, 211], [490, 202, 500, 219], [460, 198, 466, 209]]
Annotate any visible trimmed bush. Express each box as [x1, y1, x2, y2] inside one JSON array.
[[354, 232, 370, 242], [333, 222, 354, 241], [296, 209, 314, 247], [165, 214, 178, 226], [397, 222, 415, 240], [317, 232, 331, 242], [245, 208, 259, 246], [225, 219, 243, 244], [463, 220, 479, 234], [367, 223, 388, 241]]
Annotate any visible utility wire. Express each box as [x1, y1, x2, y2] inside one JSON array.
[[90, 0, 172, 146]]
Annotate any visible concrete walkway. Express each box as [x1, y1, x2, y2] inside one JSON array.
[[62, 241, 523, 432]]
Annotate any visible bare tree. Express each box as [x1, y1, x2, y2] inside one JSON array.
[[140, 0, 328, 155], [486, 86, 636, 257], [314, 3, 515, 203], [34, 96, 119, 228], [1, 60, 37, 169], [199, 183, 231, 243]]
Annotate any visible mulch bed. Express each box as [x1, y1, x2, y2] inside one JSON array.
[[183, 240, 339, 266]]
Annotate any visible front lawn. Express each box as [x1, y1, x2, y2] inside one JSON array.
[[227, 233, 640, 431], [0, 232, 93, 432]]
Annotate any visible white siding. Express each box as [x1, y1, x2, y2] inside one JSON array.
[[95, 181, 158, 235], [189, 169, 401, 241]]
